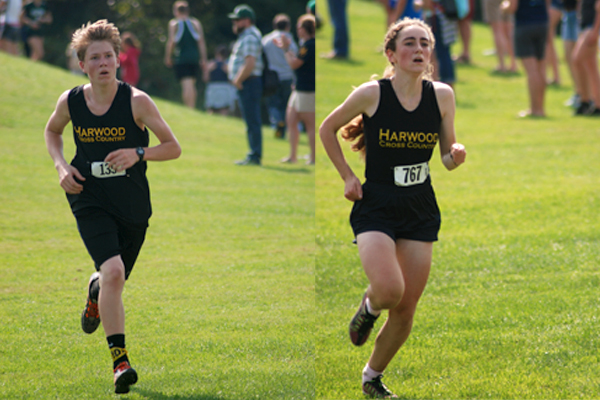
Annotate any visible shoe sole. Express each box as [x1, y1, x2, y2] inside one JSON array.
[[115, 368, 138, 394], [80, 302, 101, 334]]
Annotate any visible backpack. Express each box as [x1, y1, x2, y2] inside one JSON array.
[[249, 30, 280, 97], [261, 51, 280, 97]]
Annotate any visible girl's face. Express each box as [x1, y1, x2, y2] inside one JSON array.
[[296, 23, 306, 40], [81, 40, 119, 83], [386, 25, 432, 76]]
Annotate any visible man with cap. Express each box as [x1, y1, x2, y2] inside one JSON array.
[[228, 4, 264, 166]]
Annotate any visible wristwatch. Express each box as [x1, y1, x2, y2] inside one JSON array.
[[136, 147, 145, 163]]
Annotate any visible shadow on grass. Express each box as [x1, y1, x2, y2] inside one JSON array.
[[261, 165, 313, 174], [133, 388, 226, 400]]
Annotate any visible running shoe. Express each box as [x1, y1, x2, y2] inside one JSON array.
[[363, 374, 399, 398], [575, 101, 594, 115], [81, 272, 100, 334], [113, 361, 138, 394], [588, 108, 600, 116], [349, 293, 379, 346], [564, 93, 580, 108]]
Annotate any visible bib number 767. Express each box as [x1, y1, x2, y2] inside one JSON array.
[[394, 162, 429, 187]]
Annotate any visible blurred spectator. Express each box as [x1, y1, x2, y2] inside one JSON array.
[[427, 0, 457, 86], [228, 4, 264, 166], [306, 0, 322, 29], [502, 0, 548, 117], [572, 0, 600, 115], [204, 44, 237, 115], [20, 0, 52, 61], [278, 14, 315, 165], [561, 0, 579, 107], [455, 0, 473, 64], [165, 1, 208, 108], [376, 0, 423, 29], [262, 13, 298, 139], [544, 0, 562, 85], [119, 32, 141, 86], [65, 42, 84, 75], [322, 0, 348, 59], [0, 0, 22, 56], [482, 0, 517, 73]]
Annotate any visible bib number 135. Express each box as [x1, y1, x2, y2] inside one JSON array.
[[394, 162, 429, 187], [91, 161, 126, 179]]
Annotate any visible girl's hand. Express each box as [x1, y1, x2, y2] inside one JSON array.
[[450, 143, 466, 166], [344, 175, 363, 202]]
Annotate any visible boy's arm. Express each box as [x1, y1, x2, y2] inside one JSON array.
[[104, 89, 181, 172], [44, 90, 86, 194]]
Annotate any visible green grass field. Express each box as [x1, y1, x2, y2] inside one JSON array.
[[0, 53, 314, 399], [3, 2, 600, 399], [316, 0, 600, 399]]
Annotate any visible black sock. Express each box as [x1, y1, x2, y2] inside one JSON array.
[[107, 334, 129, 369]]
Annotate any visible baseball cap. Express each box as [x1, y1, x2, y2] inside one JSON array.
[[228, 4, 255, 21]]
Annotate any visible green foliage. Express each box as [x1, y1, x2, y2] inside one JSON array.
[[316, 0, 600, 398], [43, 0, 309, 105], [0, 52, 314, 399]]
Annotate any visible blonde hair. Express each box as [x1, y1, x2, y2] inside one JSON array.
[[341, 18, 435, 157], [71, 20, 121, 61]]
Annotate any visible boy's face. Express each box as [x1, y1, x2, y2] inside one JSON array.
[[81, 40, 120, 83]]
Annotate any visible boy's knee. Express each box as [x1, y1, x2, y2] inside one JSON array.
[[100, 257, 126, 286]]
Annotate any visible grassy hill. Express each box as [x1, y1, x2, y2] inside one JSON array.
[[0, 52, 314, 399], [316, 0, 600, 399]]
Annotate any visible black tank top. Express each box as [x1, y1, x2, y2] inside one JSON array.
[[581, 0, 596, 28], [209, 61, 228, 82], [563, 0, 576, 10], [363, 79, 441, 187], [67, 82, 151, 225]]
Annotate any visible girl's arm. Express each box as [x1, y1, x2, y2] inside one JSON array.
[[319, 81, 379, 201], [433, 82, 466, 171]]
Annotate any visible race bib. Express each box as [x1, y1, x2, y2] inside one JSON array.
[[394, 162, 429, 187], [91, 161, 126, 179]]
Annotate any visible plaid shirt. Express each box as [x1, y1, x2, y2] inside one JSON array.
[[228, 25, 264, 81]]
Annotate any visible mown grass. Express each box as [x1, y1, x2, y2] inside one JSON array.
[[316, 1, 600, 399], [0, 52, 314, 399]]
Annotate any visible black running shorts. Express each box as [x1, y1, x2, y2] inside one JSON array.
[[74, 207, 147, 279], [514, 23, 548, 60], [174, 63, 199, 80], [350, 181, 441, 242]]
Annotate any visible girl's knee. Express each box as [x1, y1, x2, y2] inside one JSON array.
[[389, 302, 417, 325], [370, 283, 405, 310]]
